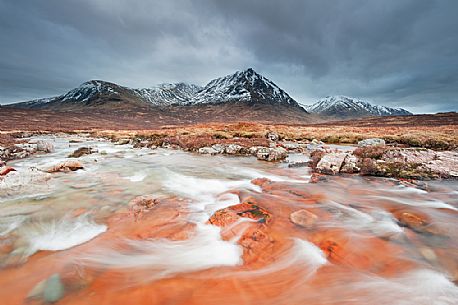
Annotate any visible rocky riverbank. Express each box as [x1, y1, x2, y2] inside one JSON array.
[[310, 138, 458, 180], [106, 132, 458, 180], [2, 130, 457, 184]]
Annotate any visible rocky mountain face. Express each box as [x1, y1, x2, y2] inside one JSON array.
[[133, 83, 202, 106], [7, 69, 305, 113], [305, 96, 412, 118]]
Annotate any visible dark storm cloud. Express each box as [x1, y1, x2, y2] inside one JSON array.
[[0, 0, 457, 113]]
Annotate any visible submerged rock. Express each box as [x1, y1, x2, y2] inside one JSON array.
[[397, 211, 428, 232], [310, 172, 327, 183], [290, 209, 318, 229], [209, 201, 271, 226], [128, 195, 159, 210], [128, 195, 160, 220], [358, 138, 385, 147], [43, 274, 65, 303]]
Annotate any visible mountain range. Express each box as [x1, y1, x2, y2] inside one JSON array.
[[5, 68, 411, 121]]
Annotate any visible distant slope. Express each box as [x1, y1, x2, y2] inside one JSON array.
[[133, 83, 202, 106], [305, 96, 412, 118]]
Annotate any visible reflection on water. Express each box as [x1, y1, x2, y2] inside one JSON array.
[[0, 135, 457, 305]]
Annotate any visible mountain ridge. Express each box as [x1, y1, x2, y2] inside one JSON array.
[[304, 95, 412, 118], [8, 68, 305, 111], [6, 70, 412, 121]]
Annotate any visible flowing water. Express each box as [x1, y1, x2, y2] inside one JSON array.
[[0, 135, 457, 305]]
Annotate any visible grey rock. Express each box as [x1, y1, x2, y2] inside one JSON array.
[[340, 154, 360, 173], [0, 168, 52, 197], [225, 144, 243, 155], [311, 139, 324, 145], [117, 138, 130, 145], [316, 152, 348, 175], [266, 131, 279, 142], [358, 138, 385, 147], [281, 142, 299, 150], [256, 147, 288, 162], [211, 144, 226, 154], [248, 146, 264, 155], [36, 140, 55, 153], [198, 147, 218, 155]]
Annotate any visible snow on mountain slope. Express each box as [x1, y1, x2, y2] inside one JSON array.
[[305, 96, 412, 117], [9, 81, 201, 108], [189, 68, 303, 109], [9, 97, 58, 109], [133, 83, 202, 106], [60, 80, 123, 103]]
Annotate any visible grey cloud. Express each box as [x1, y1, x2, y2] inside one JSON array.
[[0, 0, 457, 113]]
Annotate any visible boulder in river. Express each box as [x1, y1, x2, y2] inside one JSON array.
[[256, 147, 287, 162], [358, 138, 385, 147], [316, 152, 348, 175], [68, 147, 96, 158], [225, 144, 244, 155], [211, 144, 226, 154], [36, 140, 55, 153], [47, 161, 84, 173], [0, 168, 51, 197], [340, 154, 360, 174], [198, 147, 219, 155]]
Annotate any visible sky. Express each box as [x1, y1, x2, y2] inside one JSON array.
[[0, 0, 457, 113]]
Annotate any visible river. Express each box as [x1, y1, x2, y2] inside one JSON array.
[[0, 135, 457, 305]]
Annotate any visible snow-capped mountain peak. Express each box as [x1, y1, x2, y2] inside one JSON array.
[[189, 68, 303, 108], [61, 80, 122, 103], [305, 95, 412, 117]]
